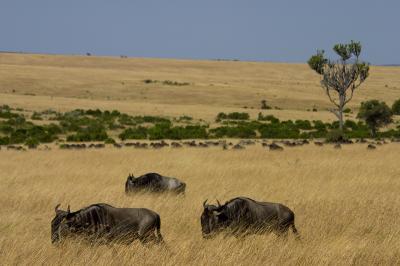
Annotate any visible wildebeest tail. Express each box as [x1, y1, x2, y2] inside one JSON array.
[[177, 182, 186, 194], [291, 223, 300, 240]]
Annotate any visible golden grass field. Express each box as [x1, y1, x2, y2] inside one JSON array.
[[0, 52, 400, 265], [1, 144, 400, 265]]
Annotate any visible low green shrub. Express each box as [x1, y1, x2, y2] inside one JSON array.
[[257, 113, 279, 123], [216, 112, 250, 121], [66, 123, 108, 142], [31, 112, 43, 120], [0, 136, 10, 145], [209, 126, 256, 138], [119, 127, 148, 140], [104, 138, 116, 144], [259, 121, 300, 139], [392, 99, 400, 115], [325, 130, 348, 143], [25, 137, 39, 148], [295, 120, 312, 130]]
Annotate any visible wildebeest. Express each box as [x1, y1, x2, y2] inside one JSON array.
[[113, 143, 123, 148], [171, 142, 182, 148], [201, 197, 299, 239], [269, 143, 283, 151], [232, 144, 245, 150], [125, 173, 186, 194], [334, 143, 341, 149], [51, 203, 164, 245], [367, 144, 376, 150]]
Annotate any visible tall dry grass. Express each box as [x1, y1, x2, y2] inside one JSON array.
[[1, 144, 399, 265]]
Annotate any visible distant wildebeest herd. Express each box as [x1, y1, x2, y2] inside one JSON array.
[[51, 172, 300, 246], [2, 137, 399, 152]]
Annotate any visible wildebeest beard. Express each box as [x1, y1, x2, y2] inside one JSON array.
[[200, 199, 228, 237], [51, 204, 70, 244]]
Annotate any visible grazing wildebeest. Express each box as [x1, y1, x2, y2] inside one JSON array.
[[198, 142, 209, 148], [232, 144, 244, 150], [283, 141, 296, 147], [367, 144, 376, 150], [51, 203, 164, 245], [334, 143, 341, 149], [113, 143, 123, 148], [269, 143, 283, 151], [171, 142, 182, 148], [201, 197, 299, 239], [125, 173, 186, 194]]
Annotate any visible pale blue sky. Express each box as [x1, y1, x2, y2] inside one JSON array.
[[0, 0, 398, 64]]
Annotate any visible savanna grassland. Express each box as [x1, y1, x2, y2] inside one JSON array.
[[1, 52, 400, 265], [1, 145, 400, 265]]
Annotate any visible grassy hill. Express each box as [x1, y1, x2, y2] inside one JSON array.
[[1, 52, 400, 265], [1, 52, 399, 123]]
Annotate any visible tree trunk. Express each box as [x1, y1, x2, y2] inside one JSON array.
[[338, 107, 344, 131], [370, 126, 377, 138], [338, 95, 345, 132]]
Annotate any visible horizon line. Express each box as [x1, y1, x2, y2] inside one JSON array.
[[0, 49, 398, 67]]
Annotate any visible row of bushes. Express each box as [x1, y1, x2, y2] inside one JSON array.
[[119, 124, 208, 140], [1, 105, 399, 145], [216, 112, 250, 121], [0, 116, 61, 146], [118, 117, 400, 140]]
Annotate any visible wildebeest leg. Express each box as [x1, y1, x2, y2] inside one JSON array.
[[276, 226, 289, 238], [138, 226, 157, 245]]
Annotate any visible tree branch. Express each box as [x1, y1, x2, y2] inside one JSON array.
[[324, 85, 340, 108], [328, 108, 341, 119]]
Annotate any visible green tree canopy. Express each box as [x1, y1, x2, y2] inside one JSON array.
[[357, 100, 393, 137]]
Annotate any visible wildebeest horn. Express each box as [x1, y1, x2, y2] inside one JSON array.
[[55, 204, 61, 213], [216, 199, 221, 208], [203, 199, 208, 208], [67, 205, 70, 213]]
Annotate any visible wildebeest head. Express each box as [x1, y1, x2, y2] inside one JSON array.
[[200, 199, 225, 238], [51, 204, 71, 244], [51, 204, 83, 244], [125, 173, 137, 189]]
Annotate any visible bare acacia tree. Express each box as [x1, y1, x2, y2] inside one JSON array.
[[308, 41, 370, 131]]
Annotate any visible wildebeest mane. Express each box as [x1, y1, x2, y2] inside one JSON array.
[[134, 173, 163, 186], [68, 203, 116, 235]]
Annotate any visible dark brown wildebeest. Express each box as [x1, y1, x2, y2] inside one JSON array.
[[301, 139, 310, 144], [171, 142, 182, 148], [51, 203, 164, 245], [269, 143, 283, 151], [201, 197, 299, 239], [367, 144, 376, 150], [232, 144, 244, 150], [261, 142, 269, 147], [113, 143, 123, 148], [125, 173, 186, 194], [198, 142, 208, 148], [314, 141, 324, 146]]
